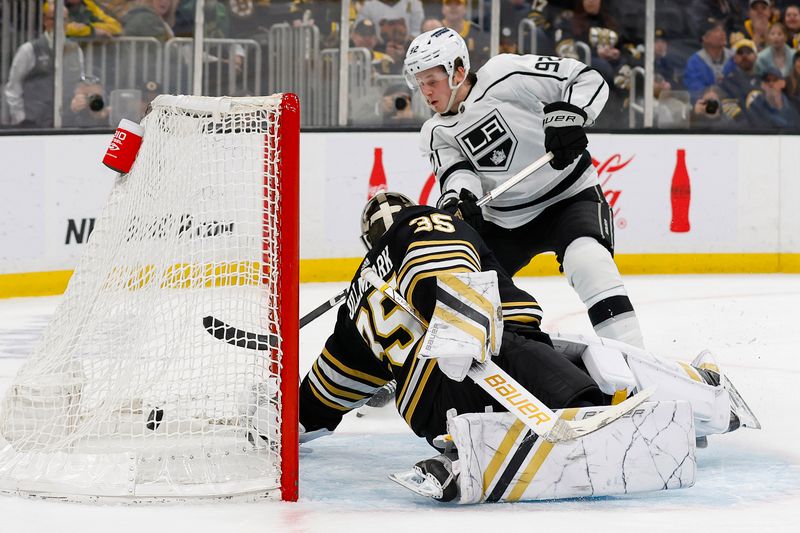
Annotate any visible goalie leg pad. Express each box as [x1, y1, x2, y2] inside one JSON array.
[[448, 401, 696, 504]]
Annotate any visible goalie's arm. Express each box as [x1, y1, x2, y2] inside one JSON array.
[[299, 306, 393, 434]]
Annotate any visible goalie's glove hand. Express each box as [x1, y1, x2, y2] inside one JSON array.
[[438, 189, 484, 233], [543, 102, 588, 170]]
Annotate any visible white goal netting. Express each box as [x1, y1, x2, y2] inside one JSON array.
[[0, 94, 299, 502]]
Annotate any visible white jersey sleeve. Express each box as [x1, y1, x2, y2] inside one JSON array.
[[504, 54, 609, 125]]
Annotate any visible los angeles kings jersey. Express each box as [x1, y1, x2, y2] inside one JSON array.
[[299, 205, 542, 438], [420, 54, 609, 229]]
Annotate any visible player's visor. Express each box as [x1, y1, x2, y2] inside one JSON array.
[[405, 69, 450, 92]]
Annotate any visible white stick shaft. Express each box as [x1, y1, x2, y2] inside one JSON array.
[[467, 361, 559, 434], [476, 152, 554, 208]]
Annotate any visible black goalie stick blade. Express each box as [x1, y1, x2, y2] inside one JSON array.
[[202, 316, 278, 351]]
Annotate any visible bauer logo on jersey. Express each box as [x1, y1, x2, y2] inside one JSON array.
[[455, 110, 517, 172]]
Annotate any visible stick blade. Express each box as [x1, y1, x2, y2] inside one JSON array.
[[545, 387, 657, 443]]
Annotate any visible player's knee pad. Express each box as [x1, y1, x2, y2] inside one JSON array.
[[562, 237, 643, 348]]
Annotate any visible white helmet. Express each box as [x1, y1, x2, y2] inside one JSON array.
[[403, 27, 470, 112]]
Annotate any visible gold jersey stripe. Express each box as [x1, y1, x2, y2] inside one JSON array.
[[397, 250, 480, 282], [322, 347, 387, 386], [503, 314, 541, 324], [507, 408, 580, 501], [403, 359, 437, 426], [406, 239, 480, 260], [308, 382, 352, 412], [312, 363, 368, 401]]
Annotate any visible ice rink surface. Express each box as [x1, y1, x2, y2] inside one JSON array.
[[1, 274, 799, 533]]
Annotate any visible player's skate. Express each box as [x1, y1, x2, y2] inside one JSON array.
[[356, 380, 397, 417], [389, 452, 459, 502], [690, 349, 761, 433]]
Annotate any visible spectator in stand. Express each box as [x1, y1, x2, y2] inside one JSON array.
[[65, 0, 122, 38], [690, 0, 746, 38], [174, 0, 230, 38], [440, 0, 490, 68], [747, 66, 800, 128], [721, 38, 761, 120], [377, 18, 412, 75], [557, 0, 626, 84], [421, 18, 443, 33], [684, 18, 733, 101], [64, 75, 110, 127], [739, 0, 773, 50], [785, 50, 800, 112], [757, 22, 796, 77], [139, 79, 161, 116], [3, 2, 85, 128], [691, 84, 738, 129], [784, 4, 800, 47], [653, 73, 690, 128], [122, 0, 176, 41], [357, 0, 424, 40], [351, 19, 396, 75], [380, 83, 418, 125], [654, 28, 684, 89]]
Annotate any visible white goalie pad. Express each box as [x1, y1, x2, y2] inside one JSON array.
[[419, 271, 504, 382], [553, 335, 735, 436], [449, 401, 696, 504]]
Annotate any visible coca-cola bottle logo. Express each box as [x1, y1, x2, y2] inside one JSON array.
[[592, 154, 634, 229]]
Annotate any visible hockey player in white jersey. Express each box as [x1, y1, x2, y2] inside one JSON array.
[[403, 27, 645, 349]]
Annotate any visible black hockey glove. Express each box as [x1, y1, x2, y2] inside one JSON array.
[[438, 189, 484, 234], [542, 102, 588, 170]]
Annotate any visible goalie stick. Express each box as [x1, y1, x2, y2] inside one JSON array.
[[203, 289, 349, 350], [359, 267, 654, 443]]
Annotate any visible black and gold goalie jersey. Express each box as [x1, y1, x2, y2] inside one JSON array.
[[299, 205, 543, 438]]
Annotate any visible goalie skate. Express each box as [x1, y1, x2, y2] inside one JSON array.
[[389, 453, 459, 502], [691, 350, 761, 431]]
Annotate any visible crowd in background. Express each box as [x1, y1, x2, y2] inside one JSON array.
[[2, 0, 800, 130]]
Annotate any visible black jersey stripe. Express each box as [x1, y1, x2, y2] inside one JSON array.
[[438, 160, 476, 189], [583, 82, 605, 110], [474, 71, 569, 104], [486, 152, 591, 212]]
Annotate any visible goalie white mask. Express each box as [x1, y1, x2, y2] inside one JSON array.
[[360, 192, 415, 250], [403, 27, 470, 113]]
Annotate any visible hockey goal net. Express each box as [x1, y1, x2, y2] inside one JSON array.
[[0, 94, 300, 502]]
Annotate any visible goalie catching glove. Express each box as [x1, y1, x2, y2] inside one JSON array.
[[542, 102, 588, 170], [437, 189, 484, 234], [419, 271, 504, 382]]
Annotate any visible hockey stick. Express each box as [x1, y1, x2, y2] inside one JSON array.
[[474, 151, 554, 208], [299, 289, 348, 328], [360, 267, 654, 443], [204, 288, 349, 350]]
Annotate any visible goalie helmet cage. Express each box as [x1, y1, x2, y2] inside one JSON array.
[[0, 94, 300, 503]]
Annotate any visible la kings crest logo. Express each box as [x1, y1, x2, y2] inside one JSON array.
[[455, 109, 517, 172]]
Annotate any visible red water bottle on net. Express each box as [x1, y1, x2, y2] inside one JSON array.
[[670, 148, 691, 232], [103, 119, 144, 174], [367, 147, 388, 200]]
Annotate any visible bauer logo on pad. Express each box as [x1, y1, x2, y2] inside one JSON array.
[[456, 109, 517, 172]]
